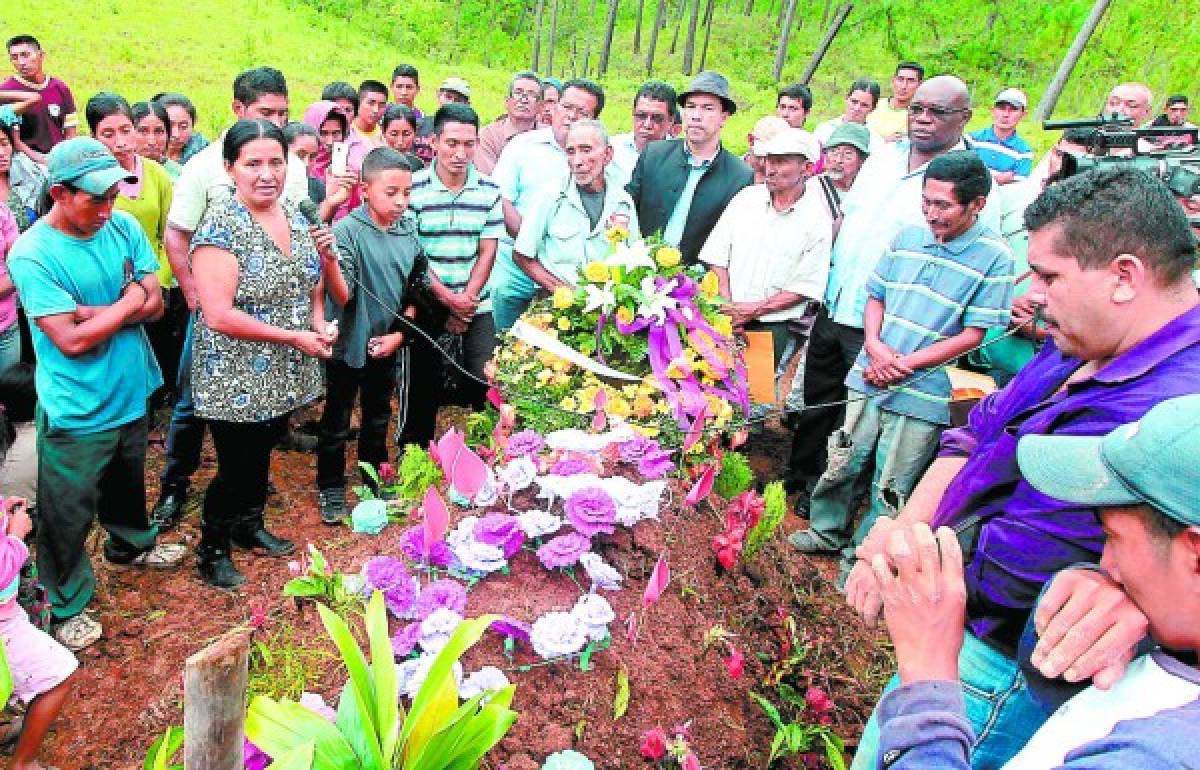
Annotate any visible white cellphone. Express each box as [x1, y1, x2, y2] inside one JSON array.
[[330, 142, 349, 176]]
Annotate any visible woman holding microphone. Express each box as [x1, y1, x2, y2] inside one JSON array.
[[189, 119, 339, 588]]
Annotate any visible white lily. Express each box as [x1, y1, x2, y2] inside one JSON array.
[[635, 274, 679, 325], [583, 281, 617, 314], [604, 240, 657, 272]]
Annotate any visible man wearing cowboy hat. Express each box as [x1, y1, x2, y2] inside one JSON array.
[[626, 70, 752, 265]]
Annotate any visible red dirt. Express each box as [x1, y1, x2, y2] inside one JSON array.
[[36, 410, 891, 769]]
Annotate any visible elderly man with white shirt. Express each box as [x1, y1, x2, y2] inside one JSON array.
[[700, 128, 831, 370]]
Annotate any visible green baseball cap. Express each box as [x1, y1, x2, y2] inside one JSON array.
[[826, 122, 871, 156], [1017, 395, 1200, 527], [47, 137, 136, 196]]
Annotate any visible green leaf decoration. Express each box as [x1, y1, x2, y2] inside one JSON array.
[[611, 667, 630, 721]]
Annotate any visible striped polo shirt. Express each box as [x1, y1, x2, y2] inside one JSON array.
[[969, 126, 1034, 178], [845, 220, 1014, 425], [409, 160, 505, 313]]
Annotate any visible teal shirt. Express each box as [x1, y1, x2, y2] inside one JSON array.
[[514, 179, 640, 285], [663, 151, 712, 247], [9, 211, 163, 432]]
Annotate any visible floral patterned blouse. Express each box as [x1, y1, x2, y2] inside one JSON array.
[[190, 197, 323, 422]]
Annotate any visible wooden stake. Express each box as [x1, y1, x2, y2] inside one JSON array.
[[796, 2, 853, 85], [184, 632, 250, 770], [1034, 0, 1113, 121]]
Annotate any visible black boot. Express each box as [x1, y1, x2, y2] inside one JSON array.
[[197, 522, 246, 589], [231, 506, 295, 556]]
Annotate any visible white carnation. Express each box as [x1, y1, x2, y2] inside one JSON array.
[[516, 509, 565, 539], [459, 666, 511, 701], [530, 611, 589, 660]]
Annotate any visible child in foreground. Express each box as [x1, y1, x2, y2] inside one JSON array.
[[317, 147, 431, 524], [0, 496, 77, 770]]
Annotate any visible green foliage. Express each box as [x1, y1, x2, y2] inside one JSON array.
[[245, 592, 516, 770], [743, 481, 787, 560], [612, 666, 630, 721], [465, 408, 499, 451], [0, 638, 11, 709], [142, 726, 184, 770], [750, 692, 845, 770], [396, 445, 445, 504], [282, 546, 358, 611], [248, 620, 338, 702], [713, 451, 754, 500]]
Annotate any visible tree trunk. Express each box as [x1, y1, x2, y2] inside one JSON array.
[[682, 0, 703, 74], [547, 0, 560, 76], [645, 0, 668, 75], [600, 0, 621, 74], [797, 2, 853, 84], [512, 0, 531, 39], [776, 0, 787, 28], [772, 0, 800, 82], [1035, 0, 1113, 120], [670, 0, 687, 54], [583, 0, 599, 75], [633, 0, 645, 52], [532, 0, 547, 69], [742, 0, 754, 14], [820, 0, 832, 26], [184, 633, 250, 770], [698, 0, 717, 71]]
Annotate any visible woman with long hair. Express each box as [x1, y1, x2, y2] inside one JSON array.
[[188, 119, 340, 588]]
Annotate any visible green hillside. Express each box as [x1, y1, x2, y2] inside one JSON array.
[[2, 0, 1197, 153]]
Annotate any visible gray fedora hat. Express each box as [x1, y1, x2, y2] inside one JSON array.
[[678, 71, 737, 115]]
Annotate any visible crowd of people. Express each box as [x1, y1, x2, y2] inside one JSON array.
[[0, 28, 1197, 770]]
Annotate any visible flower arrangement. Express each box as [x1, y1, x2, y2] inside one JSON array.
[[491, 237, 749, 454]]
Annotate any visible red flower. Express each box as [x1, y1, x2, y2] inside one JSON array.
[[378, 462, 396, 484], [805, 686, 833, 715], [639, 727, 668, 760], [724, 646, 745, 679]]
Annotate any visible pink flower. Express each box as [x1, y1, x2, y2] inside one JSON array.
[[379, 462, 396, 484], [639, 727, 668, 760], [564, 487, 617, 538], [536, 532, 592, 569], [506, 429, 546, 460], [474, 513, 525, 558], [805, 686, 833, 715], [681, 751, 701, 770], [415, 578, 468, 619], [724, 646, 745, 679], [391, 623, 422, 657], [249, 603, 267, 629], [637, 448, 675, 479]]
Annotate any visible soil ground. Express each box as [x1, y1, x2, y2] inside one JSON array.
[[30, 405, 892, 769]]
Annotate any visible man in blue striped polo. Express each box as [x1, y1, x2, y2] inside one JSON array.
[[790, 151, 1015, 588], [402, 103, 505, 448], [970, 87, 1034, 185]]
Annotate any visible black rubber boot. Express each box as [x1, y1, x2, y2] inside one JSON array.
[[196, 522, 246, 589], [231, 506, 295, 557]]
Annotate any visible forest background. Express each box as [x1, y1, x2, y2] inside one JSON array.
[[4, 0, 1198, 156]]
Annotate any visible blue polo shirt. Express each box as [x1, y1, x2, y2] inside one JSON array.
[[969, 126, 1034, 178], [9, 211, 163, 432], [845, 221, 1015, 425]]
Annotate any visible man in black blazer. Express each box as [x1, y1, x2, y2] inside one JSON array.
[[627, 71, 753, 264]]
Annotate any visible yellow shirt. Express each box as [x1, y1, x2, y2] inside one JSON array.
[[866, 98, 909, 140], [115, 157, 175, 287]]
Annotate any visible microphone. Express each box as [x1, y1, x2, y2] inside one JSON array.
[[297, 198, 323, 227]]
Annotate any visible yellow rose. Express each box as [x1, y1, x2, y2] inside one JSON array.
[[713, 315, 734, 338], [537, 369, 554, 385], [700, 270, 720, 297], [609, 397, 632, 418], [557, 316, 572, 331], [552, 286, 576, 309], [606, 226, 630, 244], [655, 246, 682, 269], [633, 395, 655, 418], [560, 396, 578, 411], [582, 261, 610, 283], [615, 306, 634, 325]]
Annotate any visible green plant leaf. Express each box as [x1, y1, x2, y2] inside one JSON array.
[[612, 667, 630, 721], [0, 638, 12, 708], [143, 725, 184, 770], [364, 591, 401, 762], [283, 576, 329, 598], [713, 451, 754, 500], [750, 692, 784, 730], [270, 740, 317, 770], [244, 695, 359, 770], [401, 614, 500, 768], [359, 461, 383, 488], [820, 730, 847, 770], [317, 601, 385, 770], [744, 481, 787, 560]]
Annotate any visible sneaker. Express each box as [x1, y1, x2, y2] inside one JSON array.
[[108, 542, 188, 569], [787, 529, 841, 554], [318, 488, 347, 525], [53, 612, 102, 651]]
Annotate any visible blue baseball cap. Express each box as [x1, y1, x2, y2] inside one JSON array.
[[1017, 395, 1200, 527], [47, 137, 136, 196]]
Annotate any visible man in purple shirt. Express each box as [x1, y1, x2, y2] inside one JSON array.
[[841, 167, 1200, 769], [869, 394, 1200, 769]]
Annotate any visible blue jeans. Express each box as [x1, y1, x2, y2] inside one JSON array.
[[159, 316, 206, 492], [0, 323, 21, 372], [851, 632, 1049, 770]]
